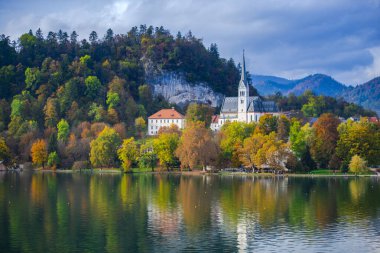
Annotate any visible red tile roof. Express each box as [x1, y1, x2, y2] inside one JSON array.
[[148, 108, 185, 119]]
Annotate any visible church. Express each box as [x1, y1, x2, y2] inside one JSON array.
[[210, 53, 280, 131]]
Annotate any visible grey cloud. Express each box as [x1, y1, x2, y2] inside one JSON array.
[[0, 0, 379, 84]]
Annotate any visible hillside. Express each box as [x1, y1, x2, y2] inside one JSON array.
[[342, 77, 380, 115]]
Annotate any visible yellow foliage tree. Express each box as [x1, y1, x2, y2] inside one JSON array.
[[117, 137, 139, 172], [31, 139, 48, 168], [349, 155, 367, 174]]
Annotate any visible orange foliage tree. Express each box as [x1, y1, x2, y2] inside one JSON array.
[[176, 121, 219, 171], [31, 139, 48, 168]]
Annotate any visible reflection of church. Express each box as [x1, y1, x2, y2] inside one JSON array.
[[211, 53, 280, 131]]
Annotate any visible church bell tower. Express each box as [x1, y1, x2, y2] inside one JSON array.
[[238, 51, 249, 122]]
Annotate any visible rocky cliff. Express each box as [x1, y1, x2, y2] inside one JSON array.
[[143, 58, 224, 108]]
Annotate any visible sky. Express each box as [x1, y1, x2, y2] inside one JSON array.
[[0, 0, 380, 85]]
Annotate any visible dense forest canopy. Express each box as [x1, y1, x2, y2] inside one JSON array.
[[0, 26, 242, 100]]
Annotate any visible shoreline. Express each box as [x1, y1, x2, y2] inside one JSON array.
[[3, 169, 378, 177]]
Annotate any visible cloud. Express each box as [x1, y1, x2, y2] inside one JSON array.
[[0, 0, 379, 84]]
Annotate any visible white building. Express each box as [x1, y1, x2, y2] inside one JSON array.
[[147, 108, 185, 135], [212, 52, 280, 131]]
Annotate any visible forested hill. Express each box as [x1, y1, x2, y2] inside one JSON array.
[[0, 26, 247, 132]]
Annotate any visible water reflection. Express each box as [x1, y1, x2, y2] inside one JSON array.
[[0, 172, 380, 252]]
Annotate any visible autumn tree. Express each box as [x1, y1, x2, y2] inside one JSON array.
[[44, 97, 59, 128], [349, 155, 367, 174], [31, 139, 48, 168], [157, 124, 181, 136], [135, 116, 146, 138], [153, 131, 180, 170], [90, 126, 121, 168], [0, 137, 12, 165], [310, 113, 340, 168], [218, 121, 255, 167], [239, 132, 292, 171], [276, 115, 290, 141], [258, 114, 278, 135], [336, 120, 380, 169], [176, 121, 219, 170], [117, 137, 139, 172], [185, 103, 214, 127]]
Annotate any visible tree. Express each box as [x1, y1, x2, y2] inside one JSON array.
[[185, 103, 214, 127], [139, 139, 157, 172], [106, 91, 120, 109], [90, 126, 121, 168], [89, 31, 98, 44], [349, 155, 367, 174], [88, 103, 106, 122], [105, 28, 114, 42], [117, 137, 139, 172], [44, 98, 59, 128], [57, 119, 70, 141], [336, 120, 380, 168], [310, 113, 340, 168], [85, 76, 101, 99], [277, 115, 290, 141], [153, 132, 180, 170], [239, 132, 292, 171], [47, 151, 59, 170], [138, 84, 153, 112], [25, 67, 40, 91], [176, 121, 219, 170], [258, 114, 278, 135], [135, 117, 146, 138], [31, 139, 48, 168], [218, 121, 255, 167], [0, 137, 11, 165]]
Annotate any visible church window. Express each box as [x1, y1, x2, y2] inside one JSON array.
[[241, 100, 244, 104]]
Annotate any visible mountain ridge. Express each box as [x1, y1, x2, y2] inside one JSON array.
[[252, 73, 380, 115]]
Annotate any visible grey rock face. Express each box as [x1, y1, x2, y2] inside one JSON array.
[[147, 71, 224, 108]]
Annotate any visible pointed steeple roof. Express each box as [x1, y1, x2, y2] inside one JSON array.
[[239, 50, 247, 89]]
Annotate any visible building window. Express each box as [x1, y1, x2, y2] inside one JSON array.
[[242, 91, 245, 96], [241, 100, 244, 104]]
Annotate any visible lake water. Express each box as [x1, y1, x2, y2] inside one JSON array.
[[1, 172, 380, 252]]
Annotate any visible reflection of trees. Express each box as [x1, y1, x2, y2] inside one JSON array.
[[219, 177, 289, 227], [177, 176, 213, 233], [2, 174, 380, 252]]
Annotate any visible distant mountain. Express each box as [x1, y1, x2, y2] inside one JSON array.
[[253, 74, 347, 97], [288, 74, 347, 96], [253, 73, 380, 115], [342, 77, 380, 116], [252, 75, 294, 95]]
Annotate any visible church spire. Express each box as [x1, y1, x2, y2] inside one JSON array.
[[240, 50, 247, 83]]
